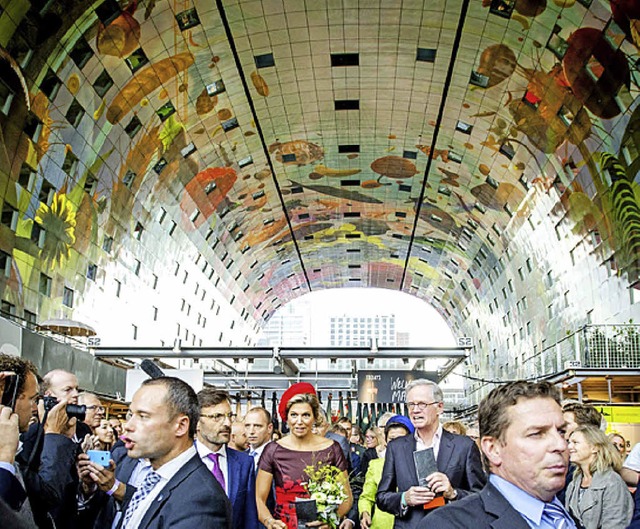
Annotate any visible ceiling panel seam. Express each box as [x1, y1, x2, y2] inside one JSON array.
[[215, 0, 311, 293], [401, 0, 471, 291]]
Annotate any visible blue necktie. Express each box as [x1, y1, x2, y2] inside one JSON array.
[[542, 501, 576, 529], [121, 470, 161, 529]]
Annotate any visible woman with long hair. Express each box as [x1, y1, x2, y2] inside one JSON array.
[[256, 383, 353, 529], [566, 425, 633, 529], [93, 418, 115, 451]]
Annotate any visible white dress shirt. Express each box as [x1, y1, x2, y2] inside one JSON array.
[[415, 424, 443, 459], [123, 446, 196, 529], [195, 440, 229, 494]]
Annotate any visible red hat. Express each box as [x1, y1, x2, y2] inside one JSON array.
[[278, 382, 317, 422]]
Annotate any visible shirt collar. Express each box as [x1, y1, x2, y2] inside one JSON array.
[[415, 424, 443, 447], [489, 474, 545, 525], [155, 445, 197, 481], [195, 439, 227, 459]]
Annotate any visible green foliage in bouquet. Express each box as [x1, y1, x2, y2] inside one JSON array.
[[303, 462, 348, 528]]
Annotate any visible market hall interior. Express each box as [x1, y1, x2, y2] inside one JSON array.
[[1, 0, 640, 408]]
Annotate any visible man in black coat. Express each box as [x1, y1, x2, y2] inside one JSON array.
[[376, 379, 485, 529], [419, 381, 576, 529]]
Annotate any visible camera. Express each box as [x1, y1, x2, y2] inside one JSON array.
[[42, 396, 86, 421]]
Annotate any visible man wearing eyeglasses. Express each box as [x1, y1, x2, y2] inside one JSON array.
[[376, 379, 485, 529], [196, 388, 259, 529], [78, 392, 106, 433]]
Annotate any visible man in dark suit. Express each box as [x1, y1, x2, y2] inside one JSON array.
[[83, 377, 231, 529], [376, 379, 485, 529], [420, 381, 576, 529], [0, 355, 79, 529], [195, 388, 258, 529]]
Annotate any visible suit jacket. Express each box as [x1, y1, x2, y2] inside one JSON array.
[[16, 427, 79, 529], [0, 468, 26, 511], [226, 447, 259, 529], [376, 429, 486, 529], [628, 483, 640, 529], [418, 480, 531, 529], [91, 455, 141, 529], [135, 454, 231, 529], [0, 496, 37, 529], [565, 469, 633, 529]]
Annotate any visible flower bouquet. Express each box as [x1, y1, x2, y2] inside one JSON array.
[[302, 462, 348, 529]]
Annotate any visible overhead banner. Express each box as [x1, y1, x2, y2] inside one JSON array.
[[358, 370, 438, 404]]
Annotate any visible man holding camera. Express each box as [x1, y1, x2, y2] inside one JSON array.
[[0, 354, 79, 529], [41, 369, 93, 444]]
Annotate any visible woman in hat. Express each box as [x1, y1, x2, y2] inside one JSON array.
[[256, 382, 353, 529]]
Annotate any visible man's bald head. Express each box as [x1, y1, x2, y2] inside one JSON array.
[[42, 369, 79, 404]]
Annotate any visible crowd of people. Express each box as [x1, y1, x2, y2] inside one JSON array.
[[1, 351, 640, 529]]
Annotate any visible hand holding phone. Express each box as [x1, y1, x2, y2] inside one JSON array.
[[0, 373, 19, 411], [87, 450, 111, 467]]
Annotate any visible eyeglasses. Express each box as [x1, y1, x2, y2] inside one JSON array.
[[201, 412, 237, 422], [85, 405, 105, 412], [407, 401, 440, 410]]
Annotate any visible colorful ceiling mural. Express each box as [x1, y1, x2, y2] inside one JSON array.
[[0, 0, 639, 334]]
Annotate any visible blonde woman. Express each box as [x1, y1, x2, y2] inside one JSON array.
[[566, 425, 633, 528]]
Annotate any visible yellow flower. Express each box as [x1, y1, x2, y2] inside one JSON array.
[[35, 192, 76, 269]]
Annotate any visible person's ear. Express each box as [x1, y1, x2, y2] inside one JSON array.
[[174, 414, 190, 437], [481, 436, 503, 467]]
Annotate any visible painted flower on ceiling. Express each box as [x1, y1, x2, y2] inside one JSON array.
[[35, 192, 76, 269]]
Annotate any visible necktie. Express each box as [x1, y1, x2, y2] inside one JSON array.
[[121, 470, 161, 529], [542, 501, 576, 529], [249, 449, 259, 469], [208, 452, 226, 490]]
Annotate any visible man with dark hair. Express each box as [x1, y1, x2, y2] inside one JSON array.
[[420, 380, 576, 529], [195, 387, 258, 529], [0, 354, 78, 528], [377, 379, 485, 529], [85, 377, 231, 529], [562, 402, 602, 436]]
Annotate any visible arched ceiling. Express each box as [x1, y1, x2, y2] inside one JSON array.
[[0, 0, 638, 328]]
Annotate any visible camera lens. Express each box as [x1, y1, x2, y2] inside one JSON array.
[[66, 404, 86, 422]]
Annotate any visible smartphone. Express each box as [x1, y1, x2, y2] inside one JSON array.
[[1, 374, 19, 410], [87, 450, 111, 466]]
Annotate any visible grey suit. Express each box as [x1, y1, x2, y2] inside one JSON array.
[[565, 469, 633, 529], [418, 480, 531, 528], [376, 429, 486, 529]]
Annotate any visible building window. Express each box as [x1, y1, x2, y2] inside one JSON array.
[[39, 273, 52, 296], [87, 263, 97, 280], [132, 324, 138, 340], [0, 300, 16, 319], [134, 259, 141, 276], [152, 274, 158, 289], [62, 287, 74, 307], [102, 236, 114, 253], [1, 204, 18, 231], [153, 306, 158, 321], [0, 250, 11, 277], [114, 279, 121, 298], [23, 310, 36, 327], [133, 222, 144, 240]]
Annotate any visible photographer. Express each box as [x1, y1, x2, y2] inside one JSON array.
[[0, 354, 79, 529]]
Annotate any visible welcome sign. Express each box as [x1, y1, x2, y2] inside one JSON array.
[[358, 370, 438, 403]]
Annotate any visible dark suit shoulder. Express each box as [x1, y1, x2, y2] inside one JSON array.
[[419, 492, 485, 528], [227, 447, 253, 464]]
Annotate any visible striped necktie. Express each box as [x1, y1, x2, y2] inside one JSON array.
[[121, 470, 161, 529], [542, 501, 577, 529]]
